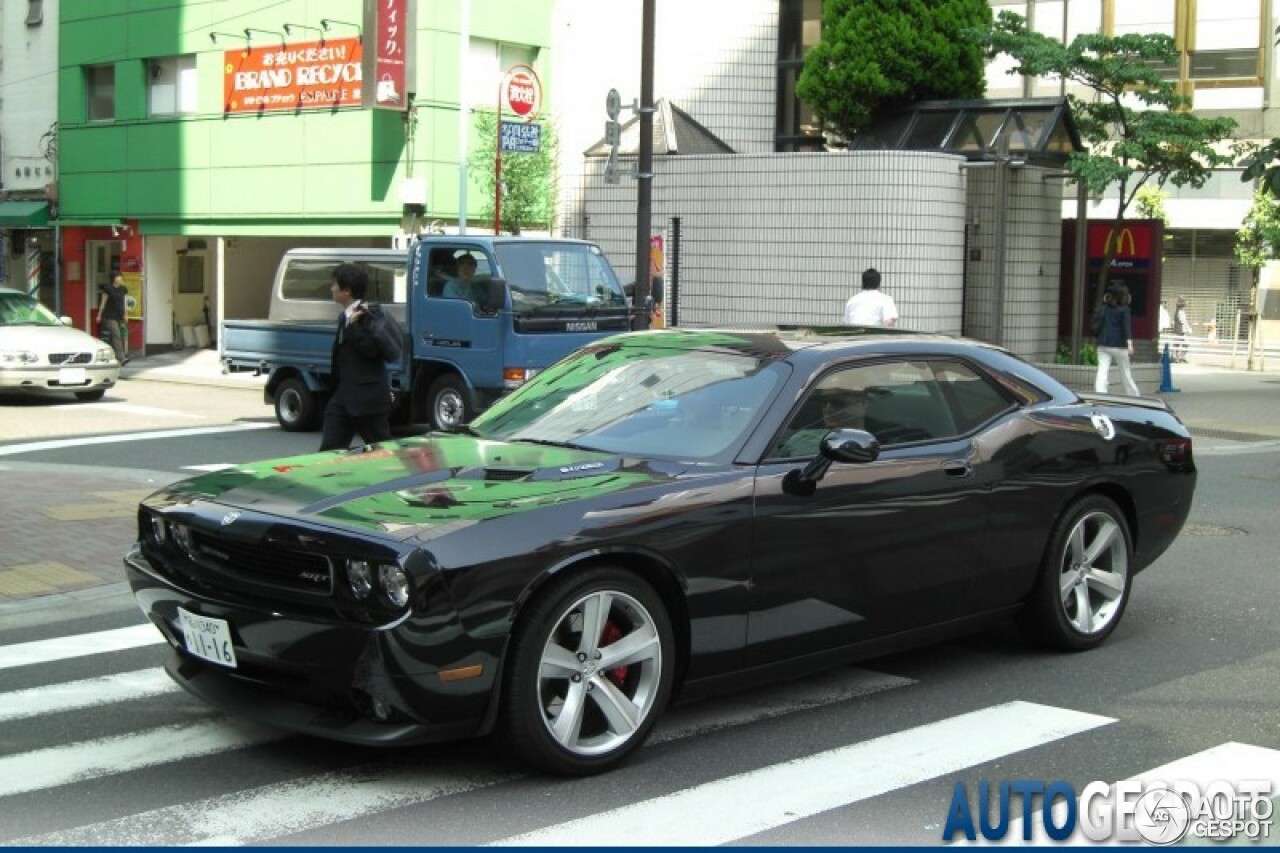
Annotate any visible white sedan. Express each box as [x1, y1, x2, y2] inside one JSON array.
[[0, 286, 120, 401]]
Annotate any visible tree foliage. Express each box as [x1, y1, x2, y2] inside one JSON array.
[[796, 0, 991, 140], [979, 11, 1238, 292], [468, 110, 556, 234], [1235, 189, 1280, 271]]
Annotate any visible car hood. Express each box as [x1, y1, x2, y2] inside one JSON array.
[[1, 323, 104, 352], [148, 435, 686, 539]]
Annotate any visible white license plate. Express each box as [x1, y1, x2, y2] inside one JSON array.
[[177, 607, 238, 668], [57, 367, 87, 385]]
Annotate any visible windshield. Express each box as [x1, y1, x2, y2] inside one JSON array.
[[0, 292, 61, 327], [494, 242, 627, 314], [471, 340, 788, 460]]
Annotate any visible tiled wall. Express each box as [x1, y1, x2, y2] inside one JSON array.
[[560, 151, 969, 334]]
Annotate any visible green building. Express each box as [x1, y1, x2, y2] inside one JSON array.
[[55, 0, 552, 354]]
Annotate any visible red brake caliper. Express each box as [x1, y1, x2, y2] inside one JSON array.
[[600, 622, 628, 687]]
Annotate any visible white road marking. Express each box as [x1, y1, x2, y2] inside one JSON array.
[[0, 718, 284, 798], [0, 624, 165, 671], [3, 668, 915, 846], [0, 422, 274, 457], [181, 463, 242, 472], [987, 741, 1280, 845], [0, 668, 177, 722], [66, 402, 205, 419], [493, 701, 1116, 847]]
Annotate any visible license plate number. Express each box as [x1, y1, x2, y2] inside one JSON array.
[[177, 608, 238, 668], [58, 367, 87, 385]]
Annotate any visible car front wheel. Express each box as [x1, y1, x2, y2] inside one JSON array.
[[502, 567, 675, 775], [74, 389, 106, 401], [1019, 494, 1132, 651]]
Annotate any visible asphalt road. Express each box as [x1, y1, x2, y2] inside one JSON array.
[[0, 379, 1277, 845]]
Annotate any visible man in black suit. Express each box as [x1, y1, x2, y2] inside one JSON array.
[[319, 263, 403, 451]]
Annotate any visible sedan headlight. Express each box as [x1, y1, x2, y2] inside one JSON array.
[[378, 563, 410, 608], [96, 347, 116, 364], [147, 514, 168, 545], [0, 350, 38, 365], [346, 559, 373, 599], [170, 522, 193, 554]]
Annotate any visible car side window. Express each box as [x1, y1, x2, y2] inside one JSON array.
[[426, 248, 493, 312], [930, 360, 1016, 434]]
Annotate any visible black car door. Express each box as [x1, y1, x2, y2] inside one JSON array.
[[745, 358, 999, 666]]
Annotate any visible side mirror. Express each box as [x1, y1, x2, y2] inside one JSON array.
[[783, 428, 880, 496], [479, 278, 507, 314]]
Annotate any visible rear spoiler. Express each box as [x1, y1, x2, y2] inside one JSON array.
[[1077, 392, 1173, 413]]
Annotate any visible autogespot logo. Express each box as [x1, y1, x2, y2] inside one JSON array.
[[942, 779, 1274, 843]]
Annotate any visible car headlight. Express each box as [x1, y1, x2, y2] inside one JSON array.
[[96, 347, 116, 364], [170, 522, 193, 554], [0, 350, 38, 365], [378, 563, 410, 608], [148, 514, 168, 545], [346, 559, 373, 599]]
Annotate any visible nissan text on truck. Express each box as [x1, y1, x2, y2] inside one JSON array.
[[222, 237, 632, 433]]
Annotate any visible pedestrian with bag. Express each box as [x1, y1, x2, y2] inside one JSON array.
[[1093, 284, 1141, 396], [96, 275, 129, 364], [319, 263, 404, 451]]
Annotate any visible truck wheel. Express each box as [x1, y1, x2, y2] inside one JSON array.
[[428, 375, 472, 432], [275, 377, 322, 432]]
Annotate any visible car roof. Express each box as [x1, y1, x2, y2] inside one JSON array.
[[602, 326, 993, 357]]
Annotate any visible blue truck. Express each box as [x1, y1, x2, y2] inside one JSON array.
[[221, 236, 632, 432]]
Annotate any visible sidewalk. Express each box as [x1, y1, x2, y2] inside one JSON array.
[[2, 347, 1277, 609]]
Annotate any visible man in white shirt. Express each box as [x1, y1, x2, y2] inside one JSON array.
[[842, 268, 899, 327]]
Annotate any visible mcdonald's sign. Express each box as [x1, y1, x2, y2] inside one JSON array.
[[1087, 221, 1155, 264]]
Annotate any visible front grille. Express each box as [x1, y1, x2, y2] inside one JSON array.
[[49, 352, 93, 365], [190, 531, 333, 595]]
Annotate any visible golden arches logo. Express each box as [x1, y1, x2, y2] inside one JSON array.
[[1104, 227, 1138, 257]]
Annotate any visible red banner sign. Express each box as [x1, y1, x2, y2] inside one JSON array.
[[222, 38, 362, 113], [364, 0, 412, 110], [1086, 221, 1156, 261]]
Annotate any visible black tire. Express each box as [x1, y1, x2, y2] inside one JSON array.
[[428, 374, 472, 432], [74, 389, 106, 401], [274, 377, 322, 432], [501, 567, 675, 776], [1018, 494, 1133, 651]]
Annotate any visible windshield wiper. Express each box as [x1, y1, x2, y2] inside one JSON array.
[[511, 437, 597, 452]]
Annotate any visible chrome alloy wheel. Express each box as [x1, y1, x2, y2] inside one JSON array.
[[536, 590, 664, 756], [1057, 510, 1129, 634], [433, 387, 465, 429]]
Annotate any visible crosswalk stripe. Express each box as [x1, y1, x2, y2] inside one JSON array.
[[0, 668, 176, 722], [0, 422, 273, 457], [0, 624, 164, 670], [492, 701, 1116, 847], [70, 403, 205, 419], [988, 741, 1280, 845], [0, 718, 283, 798], [182, 464, 241, 472], [2, 667, 914, 846]]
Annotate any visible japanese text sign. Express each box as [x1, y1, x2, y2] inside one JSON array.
[[363, 0, 416, 111], [222, 38, 362, 113]]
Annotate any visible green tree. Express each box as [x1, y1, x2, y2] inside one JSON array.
[[979, 11, 1238, 294], [795, 0, 991, 141], [468, 110, 556, 234], [1235, 189, 1280, 271]]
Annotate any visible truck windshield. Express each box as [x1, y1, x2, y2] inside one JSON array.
[[494, 242, 627, 316]]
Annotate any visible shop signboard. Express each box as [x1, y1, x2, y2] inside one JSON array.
[[222, 38, 363, 113], [363, 0, 417, 111]]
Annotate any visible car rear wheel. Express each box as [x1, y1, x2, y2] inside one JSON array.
[[502, 567, 674, 775], [74, 389, 106, 401], [274, 377, 321, 432], [1019, 494, 1132, 651], [428, 374, 471, 432]]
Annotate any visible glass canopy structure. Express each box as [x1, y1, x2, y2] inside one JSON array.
[[848, 97, 1084, 166]]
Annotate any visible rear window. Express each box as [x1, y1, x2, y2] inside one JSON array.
[[281, 259, 406, 303]]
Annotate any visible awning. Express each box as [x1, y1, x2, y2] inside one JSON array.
[[0, 200, 50, 227]]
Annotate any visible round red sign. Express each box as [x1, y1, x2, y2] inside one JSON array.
[[504, 66, 541, 120]]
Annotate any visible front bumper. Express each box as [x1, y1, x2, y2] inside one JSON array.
[[0, 363, 118, 392], [125, 545, 501, 747]]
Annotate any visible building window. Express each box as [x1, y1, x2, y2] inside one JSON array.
[[463, 39, 538, 110], [1105, 0, 1262, 89], [25, 0, 42, 26], [86, 64, 115, 122], [148, 55, 198, 116], [775, 0, 824, 152]]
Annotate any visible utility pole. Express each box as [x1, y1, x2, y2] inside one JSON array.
[[631, 0, 656, 330]]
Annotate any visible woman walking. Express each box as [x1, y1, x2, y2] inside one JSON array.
[[1094, 285, 1141, 396]]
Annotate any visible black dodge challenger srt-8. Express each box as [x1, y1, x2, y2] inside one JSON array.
[[127, 328, 1196, 774]]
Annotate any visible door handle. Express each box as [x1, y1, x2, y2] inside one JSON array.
[[942, 460, 972, 478]]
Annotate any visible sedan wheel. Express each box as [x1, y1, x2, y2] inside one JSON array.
[[1019, 495, 1132, 651], [502, 568, 674, 775]]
